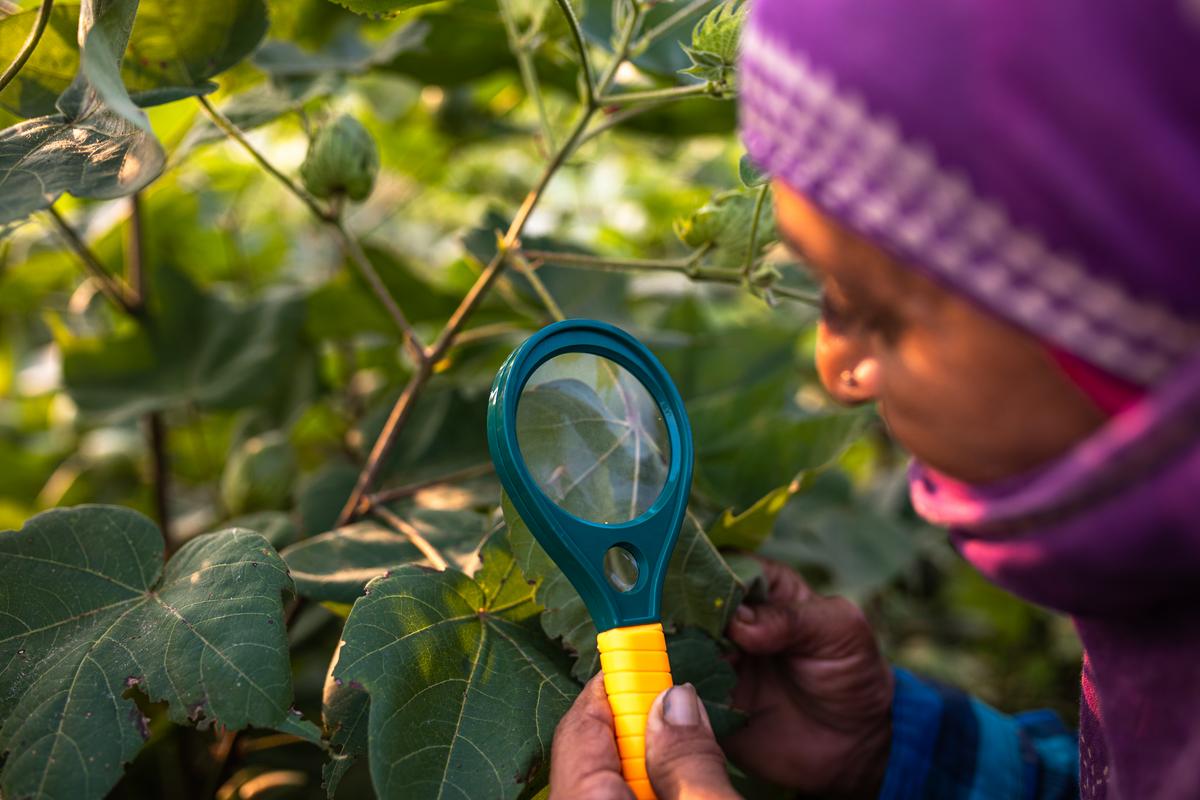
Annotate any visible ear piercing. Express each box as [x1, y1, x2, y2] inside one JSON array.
[[840, 369, 859, 389]]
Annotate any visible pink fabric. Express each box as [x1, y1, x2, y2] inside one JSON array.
[[1046, 346, 1144, 416]]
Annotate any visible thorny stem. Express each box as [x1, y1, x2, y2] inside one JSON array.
[[197, 95, 428, 362], [0, 0, 54, 94], [522, 248, 822, 307], [742, 182, 770, 279], [46, 207, 140, 316], [372, 505, 449, 571]]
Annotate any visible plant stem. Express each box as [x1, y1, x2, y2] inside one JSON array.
[[198, 95, 428, 362], [333, 225, 428, 366], [507, 250, 566, 321], [522, 248, 822, 307], [742, 182, 770, 279], [46, 207, 140, 316], [197, 96, 332, 222], [335, 102, 597, 527], [597, 82, 717, 106], [498, 0, 557, 152], [576, 100, 671, 148], [366, 462, 496, 508], [631, 0, 710, 56], [372, 505, 448, 571], [0, 0, 54, 94], [595, 0, 644, 97], [551, 0, 595, 105], [126, 194, 174, 550]]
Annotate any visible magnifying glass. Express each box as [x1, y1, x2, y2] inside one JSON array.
[[487, 319, 693, 800]]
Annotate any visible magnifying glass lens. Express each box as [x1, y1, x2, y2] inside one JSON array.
[[516, 353, 671, 527]]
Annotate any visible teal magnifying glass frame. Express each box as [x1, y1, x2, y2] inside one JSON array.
[[487, 319, 693, 633]]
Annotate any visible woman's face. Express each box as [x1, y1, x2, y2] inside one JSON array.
[[773, 181, 1106, 484]]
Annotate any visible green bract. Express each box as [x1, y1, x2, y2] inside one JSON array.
[[300, 113, 381, 201]]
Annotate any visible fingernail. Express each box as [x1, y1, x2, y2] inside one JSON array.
[[663, 684, 700, 727], [734, 604, 756, 624]]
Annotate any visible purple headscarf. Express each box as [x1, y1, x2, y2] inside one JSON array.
[[738, 0, 1200, 386], [738, 2, 1200, 798]]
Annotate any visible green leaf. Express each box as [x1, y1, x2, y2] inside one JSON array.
[[505, 495, 743, 681], [322, 657, 369, 796], [221, 431, 298, 515], [331, 532, 576, 800], [327, 0, 442, 20], [253, 23, 427, 77], [759, 473, 920, 597], [666, 628, 743, 737], [0, 109, 164, 226], [222, 510, 300, 551], [707, 484, 793, 550], [0, 506, 295, 800], [680, 0, 746, 83], [0, 0, 164, 225], [59, 267, 308, 421], [0, 0, 269, 122], [674, 187, 776, 269]]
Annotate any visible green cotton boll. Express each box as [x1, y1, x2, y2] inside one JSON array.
[[300, 114, 380, 202], [221, 431, 298, 516]]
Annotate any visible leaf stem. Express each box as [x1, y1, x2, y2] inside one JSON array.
[[197, 95, 427, 363], [506, 250, 566, 321], [741, 182, 770, 279], [46, 206, 140, 316], [366, 462, 496, 508], [522, 248, 821, 307], [597, 82, 719, 106], [0, 0, 54, 94], [551, 0, 596, 105], [372, 506, 449, 571], [595, 0, 645, 97]]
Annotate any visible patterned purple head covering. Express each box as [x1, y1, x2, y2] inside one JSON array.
[[738, 0, 1200, 386]]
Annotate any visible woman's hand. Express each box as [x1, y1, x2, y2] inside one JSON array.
[[723, 558, 894, 798], [550, 673, 741, 800]]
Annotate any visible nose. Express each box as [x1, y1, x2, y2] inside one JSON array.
[[815, 323, 880, 405]]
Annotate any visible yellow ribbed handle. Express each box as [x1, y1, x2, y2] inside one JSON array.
[[596, 622, 672, 800]]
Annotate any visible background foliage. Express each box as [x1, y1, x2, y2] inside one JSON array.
[[0, 0, 1082, 797]]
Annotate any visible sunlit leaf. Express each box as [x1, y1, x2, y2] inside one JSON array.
[[0, 506, 295, 800], [331, 532, 575, 799]]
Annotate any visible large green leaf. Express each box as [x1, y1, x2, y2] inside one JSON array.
[[331, 532, 576, 800], [59, 267, 308, 421], [505, 495, 743, 680], [0, 506, 295, 800], [0, 0, 269, 122], [328, 0, 441, 19]]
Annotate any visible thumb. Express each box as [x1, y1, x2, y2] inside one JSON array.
[[644, 684, 740, 800]]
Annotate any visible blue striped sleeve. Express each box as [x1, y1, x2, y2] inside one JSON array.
[[878, 668, 1079, 800]]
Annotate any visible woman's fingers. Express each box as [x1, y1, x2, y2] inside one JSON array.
[[549, 673, 631, 800], [644, 684, 741, 800]]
